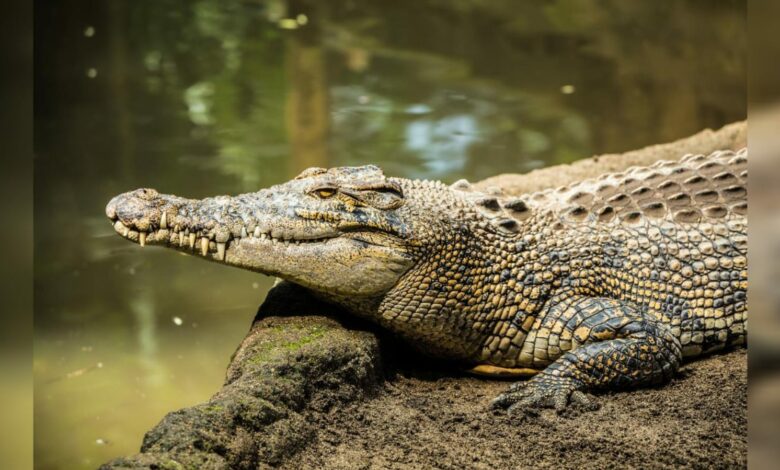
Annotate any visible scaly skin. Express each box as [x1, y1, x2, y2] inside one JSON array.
[[106, 149, 748, 413]]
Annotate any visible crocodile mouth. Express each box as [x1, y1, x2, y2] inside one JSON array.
[[108, 215, 340, 261], [107, 214, 401, 263]]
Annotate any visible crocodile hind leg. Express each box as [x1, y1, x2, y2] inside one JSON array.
[[491, 296, 682, 413]]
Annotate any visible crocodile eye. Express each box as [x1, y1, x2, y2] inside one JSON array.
[[313, 188, 336, 199]]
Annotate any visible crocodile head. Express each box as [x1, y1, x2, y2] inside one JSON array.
[[106, 165, 463, 300]]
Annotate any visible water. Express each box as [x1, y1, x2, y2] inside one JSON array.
[[33, 0, 745, 468]]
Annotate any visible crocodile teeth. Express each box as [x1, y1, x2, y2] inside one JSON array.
[[114, 220, 129, 237], [189, 233, 196, 249], [241, 227, 248, 238], [160, 212, 167, 229], [139, 232, 146, 247], [200, 237, 209, 256], [217, 242, 226, 260], [254, 227, 261, 237], [179, 232, 185, 246]]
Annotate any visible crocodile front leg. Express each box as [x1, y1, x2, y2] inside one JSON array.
[[491, 296, 682, 413]]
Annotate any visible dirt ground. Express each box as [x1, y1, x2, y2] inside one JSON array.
[[287, 348, 746, 470]]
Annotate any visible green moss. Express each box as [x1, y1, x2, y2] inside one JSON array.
[[157, 459, 185, 470], [202, 404, 224, 414], [246, 326, 330, 365], [282, 328, 328, 351]]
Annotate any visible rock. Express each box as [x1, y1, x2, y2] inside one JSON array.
[[100, 282, 381, 469]]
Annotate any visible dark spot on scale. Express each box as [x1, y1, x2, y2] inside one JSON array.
[[674, 208, 702, 223], [622, 211, 643, 224], [703, 205, 727, 219], [694, 189, 719, 203], [641, 201, 666, 217], [630, 186, 653, 198], [476, 197, 500, 211], [696, 161, 722, 171], [595, 184, 615, 196], [567, 191, 593, 204], [504, 199, 528, 212], [684, 175, 707, 187], [607, 194, 629, 205], [731, 201, 747, 215], [713, 172, 737, 183], [722, 185, 746, 200], [567, 206, 588, 220], [658, 181, 682, 193], [500, 269, 512, 282], [667, 192, 691, 205], [597, 206, 615, 222], [497, 218, 519, 232]]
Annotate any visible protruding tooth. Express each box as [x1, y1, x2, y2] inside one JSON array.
[[174, 224, 180, 233], [139, 232, 147, 247], [260, 233, 267, 240], [217, 242, 226, 260], [200, 237, 209, 256], [189, 233, 196, 249], [160, 212, 167, 229], [241, 227, 248, 238], [114, 220, 129, 237], [254, 227, 261, 237], [179, 232, 185, 246]]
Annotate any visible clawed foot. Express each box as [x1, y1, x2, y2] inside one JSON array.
[[490, 375, 599, 414]]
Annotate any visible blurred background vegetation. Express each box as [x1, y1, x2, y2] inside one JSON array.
[[34, 0, 745, 468]]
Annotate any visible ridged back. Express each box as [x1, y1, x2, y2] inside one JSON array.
[[453, 148, 747, 231]]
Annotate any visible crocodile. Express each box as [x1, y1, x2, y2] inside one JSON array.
[[105, 148, 748, 412]]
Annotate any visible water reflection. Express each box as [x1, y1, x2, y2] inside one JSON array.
[[34, 0, 744, 468]]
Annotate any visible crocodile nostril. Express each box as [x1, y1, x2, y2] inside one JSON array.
[[136, 188, 159, 200]]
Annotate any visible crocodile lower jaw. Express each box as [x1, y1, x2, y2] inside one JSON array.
[[110, 219, 334, 260]]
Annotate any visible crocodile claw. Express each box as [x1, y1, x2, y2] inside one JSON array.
[[490, 376, 599, 414]]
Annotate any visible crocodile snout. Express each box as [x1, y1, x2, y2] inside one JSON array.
[[106, 188, 165, 246], [106, 188, 159, 220]]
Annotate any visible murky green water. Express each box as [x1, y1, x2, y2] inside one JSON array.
[[34, 0, 744, 468]]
